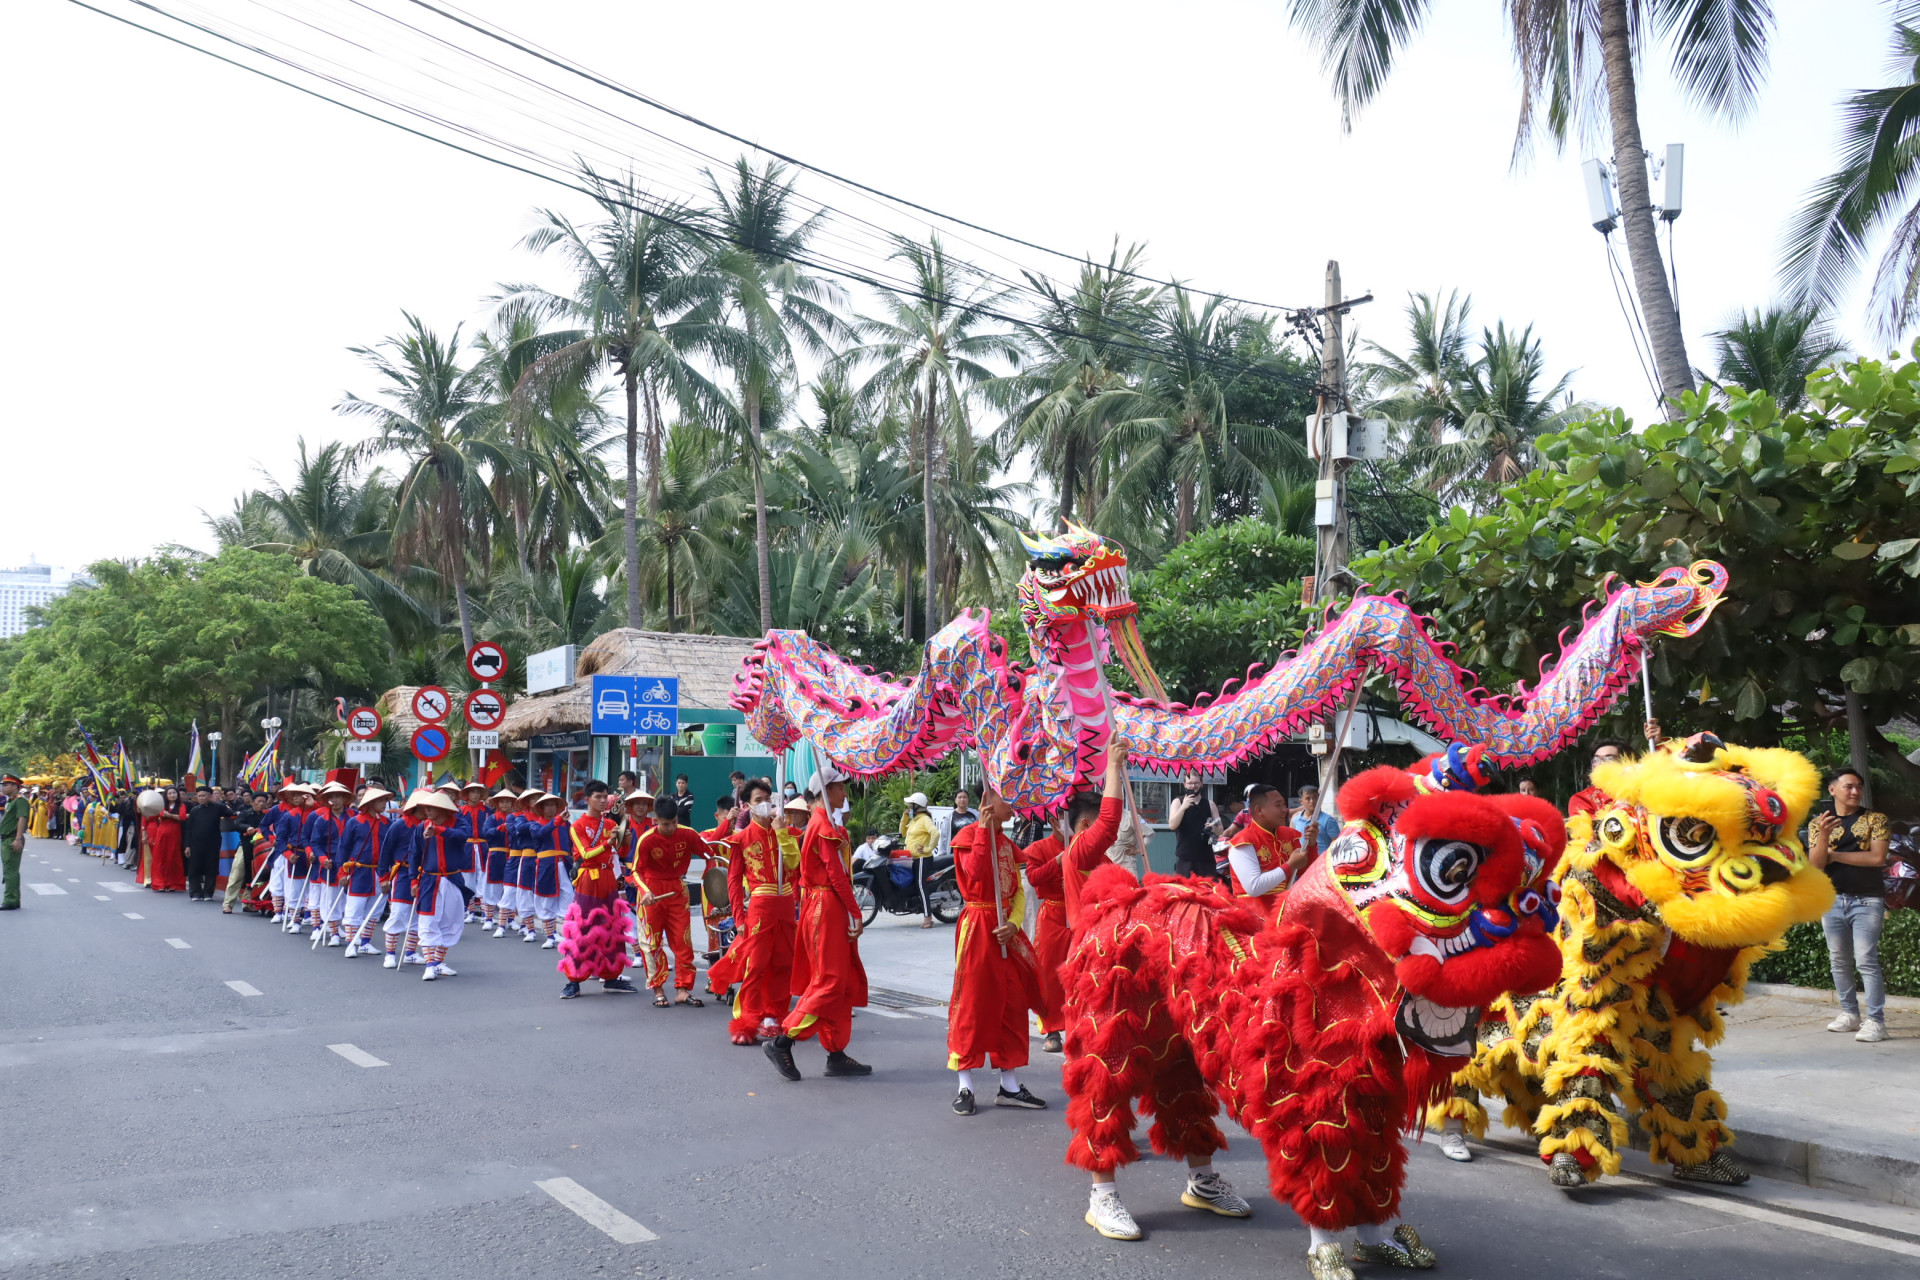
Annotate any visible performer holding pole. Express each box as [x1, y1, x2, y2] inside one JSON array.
[[557, 781, 639, 1000], [766, 767, 870, 1081]]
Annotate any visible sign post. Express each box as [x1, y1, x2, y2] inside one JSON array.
[[411, 686, 451, 725], [591, 676, 679, 793], [346, 706, 384, 740]]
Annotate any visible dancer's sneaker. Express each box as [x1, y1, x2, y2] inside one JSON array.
[[382, 953, 399, 969], [421, 964, 440, 981], [951, 1088, 975, 1116], [436, 961, 456, 976], [995, 1086, 1047, 1109], [541, 936, 557, 949], [560, 981, 581, 999], [763, 1036, 802, 1081], [1438, 1128, 1472, 1162], [1042, 1031, 1064, 1053], [1307, 1242, 1355, 1280], [493, 926, 506, 939], [1085, 1187, 1142, 1240], [602, 977, 637, 993], [1181, 1169, 1250, 1216], [823, 1051, 872, 1077]]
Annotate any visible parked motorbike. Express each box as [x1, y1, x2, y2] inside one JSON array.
[[852, 833, 960, 925]]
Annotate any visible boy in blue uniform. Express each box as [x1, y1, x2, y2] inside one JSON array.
[[340, 787, 393, 956], [408, 789, 474, 980]]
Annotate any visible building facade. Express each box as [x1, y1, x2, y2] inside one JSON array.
[[0, 560, 84, 638]]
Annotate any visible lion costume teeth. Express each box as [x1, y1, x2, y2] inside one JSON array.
[[1435, 734, 1834, 1185]]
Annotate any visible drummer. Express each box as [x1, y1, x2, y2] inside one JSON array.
[[698, 795, 738, 963], [632, 797, 707, 1006]]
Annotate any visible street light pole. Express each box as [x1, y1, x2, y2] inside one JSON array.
[[208, 732, 222, 788]]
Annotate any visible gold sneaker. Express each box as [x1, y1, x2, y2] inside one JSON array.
[[1307, 1242, 1355, 1280]]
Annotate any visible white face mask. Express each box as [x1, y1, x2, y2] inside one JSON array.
[[752, 801, 775, 819]]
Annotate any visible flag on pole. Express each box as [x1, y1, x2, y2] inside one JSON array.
[[115, 739, 135, 789], [186, 721, 202, 781]]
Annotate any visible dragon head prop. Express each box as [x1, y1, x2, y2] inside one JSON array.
[[1017, 521, 1170, 705], [1323, 744, 1567, 1059], [1579, 733, 1833, 948]]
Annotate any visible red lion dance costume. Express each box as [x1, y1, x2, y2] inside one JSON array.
[[1061, 746, 1566, 1280]]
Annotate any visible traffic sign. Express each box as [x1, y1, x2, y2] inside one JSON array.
[[344, 741, 383, 764], [466, 641, 509, 684], [464, 688, 507, 731], [590, 674, 679, 736], [411, 685, 451, 724], [410, 724, 451, 762], [467, 730, 500, 749], [345, 706, 383, 740]]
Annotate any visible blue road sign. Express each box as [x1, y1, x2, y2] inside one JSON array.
[[591, 675, 680, 736]]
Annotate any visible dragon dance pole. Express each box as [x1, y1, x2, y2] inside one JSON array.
[[1640, 651, 1657, 747]]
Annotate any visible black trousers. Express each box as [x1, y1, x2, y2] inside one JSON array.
[[186, 845, 220, 898]]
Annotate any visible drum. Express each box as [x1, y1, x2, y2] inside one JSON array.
[[700, 848, 730, 906]]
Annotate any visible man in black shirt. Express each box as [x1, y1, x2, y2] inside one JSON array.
[[1169, 776, 1217, 879], [182, 785, 231, 901], [1810, 767, 1892, 1043]]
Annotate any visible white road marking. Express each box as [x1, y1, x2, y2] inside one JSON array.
[[534, 1178, 658, 1242], [67, 878, 80, 883], [100, 882, 138, 893], [94, 895, 111, 900], [224, 980, 263, 997], [863, 1006, 911, 1019], [1474, 1148, 1920, 1259], [165, 938, 191, 949], [327, 1043, 389, 1068], [28, 884, 67, 895], [123, 912, 145, 919]]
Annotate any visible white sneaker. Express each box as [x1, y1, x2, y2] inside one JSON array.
[[541, 937, 557, 949], [422, 965, 439, 981], [1828, 1011, 1862, 1033], [404, 952, 425, 965], [493, 926, 506, 939], [271, 912, 284, 922], [1181, 1170, 1251, 1217], [342, 940, 358, 957], [1086, 1187, 1143, 1241], [1857, 1018, 1888, 1044], [1439, 1128, 1473, 1162], [326, 934, 343, 947], [310, 927, 324, 943], [382, 954, 399, 969], [523, 931, 537, 943], [437, 961, 457, 976]]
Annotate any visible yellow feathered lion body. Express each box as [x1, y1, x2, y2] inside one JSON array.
[[1434, 734, 1833, 1184]]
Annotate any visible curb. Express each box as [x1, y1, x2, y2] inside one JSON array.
[[1746, 980, 1920, 1013]]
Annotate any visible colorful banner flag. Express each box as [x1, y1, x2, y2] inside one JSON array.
[[186, 721, 202, 781]]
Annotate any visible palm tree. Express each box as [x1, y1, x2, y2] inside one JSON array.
[[338, 313, 504, 650], [1358, 290, 1474, 445], [704, 158, 848, 634], [499, 167, 720, 629], [483, 546, 613, 653], [1781, 18, 1920, 340], [1087, 289, 1300, 545], [1705, 304, 1849, 411], [839, 233, 1020, 634], [1289, 0, 1775, 410], [243, 437, 430, 612], [631, 422, 745, 632], [989, 243, 1159, 523], [1438, 322, 1585, 498]]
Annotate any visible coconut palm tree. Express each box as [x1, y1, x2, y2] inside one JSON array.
[[1781, 18, 1920, 340], [1288, 0, 1775, 410], [1705, 304, 1849, 411], [338, 313, 505, 650], [989, 243, 1159, 524], [499, 167, 723, 629], [1434, 322, 1585, 500], [1358, 290, 1474, 445], [838, 233, 1021, 634], [1087, 289, 1302, 546], [631, 422, 745, 632], [703, 157, 848, 634]]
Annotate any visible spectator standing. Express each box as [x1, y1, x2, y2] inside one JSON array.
[[182, 784, 229, 900], [1290, 785, 1340, 860], [1168, 776, 1217, 879], [223, 792, 271, 913], [901, 792, 940, 929], [946, 791, 979, 848], [1809, 767, 1892, 1044]]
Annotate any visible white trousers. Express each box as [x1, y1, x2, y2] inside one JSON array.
[[344, 892, 380, 933], [268, 860, 287, 898], [384, 900, 415, 936], [321, 883, 346, 923], [481, 880, 505, 907], [417, 886, 466, 948]]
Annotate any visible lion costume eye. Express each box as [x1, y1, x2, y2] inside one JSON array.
[[1656, 816, 1717, 862], [1412, 838, 1483, 906]]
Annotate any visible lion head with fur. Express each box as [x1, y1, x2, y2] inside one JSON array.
[[1575, 732, 1833, 948]]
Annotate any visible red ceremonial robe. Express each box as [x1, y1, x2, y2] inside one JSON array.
[[706, 822, 796, 1041], [1020, 833, 1069, 1034], [783, 806, 868, 1052], [143, 806, 187, 892], [946, 824, 1050, 1071]]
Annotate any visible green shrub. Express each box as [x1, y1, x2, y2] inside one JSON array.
[[1749, 910, 1920, 997]]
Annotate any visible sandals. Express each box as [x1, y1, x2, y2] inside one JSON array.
[[676, 995, 705, 1008], [653, 991, 671, 1007]]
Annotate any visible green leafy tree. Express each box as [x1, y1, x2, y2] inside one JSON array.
[[0, 549, 387, 774], [1130, 519, 1315, 702], [1359, 348, 1920, 802], [1705, 303, 1849, 412]]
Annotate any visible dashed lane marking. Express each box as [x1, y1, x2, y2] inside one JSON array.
[[327, 1043, 389, 1068], [28, 884, 67, 896], [99, 882, 138, 893], [534, 1178, 658, 1243], [94, 895, 111, 900], [862, 1006, 912, 1019], [67, 878, 80, 883], [165, 938, 191, 949], [123, 913, 145, 919], [224, 980, 263, 997]]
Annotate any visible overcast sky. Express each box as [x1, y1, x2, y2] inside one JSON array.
[[1, 0, 1893, 572]]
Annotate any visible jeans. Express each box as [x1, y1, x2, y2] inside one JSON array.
[[1822, 895, 1886, 1023]]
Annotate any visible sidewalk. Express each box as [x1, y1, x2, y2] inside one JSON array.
[[851, 915, 1920, 1208]]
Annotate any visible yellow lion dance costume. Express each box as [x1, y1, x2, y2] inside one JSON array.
[[1435, 732, 1834, 1186]]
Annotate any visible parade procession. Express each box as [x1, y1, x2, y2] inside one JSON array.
[[6, 2, 1920, 1276]]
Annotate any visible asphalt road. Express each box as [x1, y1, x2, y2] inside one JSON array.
[[4, 833, 1917, 1280]]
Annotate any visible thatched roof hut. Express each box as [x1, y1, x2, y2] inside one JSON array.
[[500, 628, 760, 745]]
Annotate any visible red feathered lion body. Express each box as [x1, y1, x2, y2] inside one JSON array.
[[1060, 750, 1566, 1229]]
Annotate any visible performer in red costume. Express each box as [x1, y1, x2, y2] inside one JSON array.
[[706, 778, 798, 1044], [558, 781, 639, 1000], [946, 788, 1051, 1115], [766, 769, 871, 1081], [1020, 814, 1070, 1053], [142, 788, 188, 893], [632, 796, 706, 1006], [698, 794, 737, 968], [1060, 736, 1129, 928], [1223, 783, 1306, 918]]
